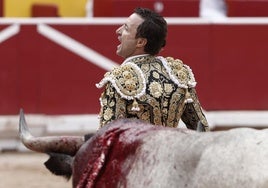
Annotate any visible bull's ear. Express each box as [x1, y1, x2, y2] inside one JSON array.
[[44, 152, 73, 180]]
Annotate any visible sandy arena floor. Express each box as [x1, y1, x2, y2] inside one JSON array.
[[0, 152, 72, 188]]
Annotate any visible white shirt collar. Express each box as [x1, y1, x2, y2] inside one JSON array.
[[122, 54, 150, 64]]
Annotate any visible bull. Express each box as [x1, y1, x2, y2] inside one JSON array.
[[19, 109, 268, 188]]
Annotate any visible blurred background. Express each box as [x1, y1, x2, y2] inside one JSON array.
[[1, 0, 268, 150], [1, 0, 268, 187]]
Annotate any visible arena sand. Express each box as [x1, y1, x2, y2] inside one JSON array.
[[0, 152, 72, 188]]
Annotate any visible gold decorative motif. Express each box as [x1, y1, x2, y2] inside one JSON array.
[[122, 70, 132, 79], [103, 108, 113, 120], [102, 97, 108, 105], [112, 67, 121, 76], [153, 71, 160, 79], [131, 99, 140, 111], [125, 79, 136, 91], [149, 82, 163, 98], [184, 89, 193, 103], [110, 101, 115, 107], [164, 83, 173, 93]]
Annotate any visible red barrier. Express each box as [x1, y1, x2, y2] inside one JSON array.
[[209, 24, 268, 109], [0, 20, 268, 114]]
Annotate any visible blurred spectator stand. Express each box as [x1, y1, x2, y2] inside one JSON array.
[[93, 0, 200, 17]]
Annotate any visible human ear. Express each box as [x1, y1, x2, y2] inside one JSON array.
[[136, 38, 147, 48]]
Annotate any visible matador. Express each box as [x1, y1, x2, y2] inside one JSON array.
[[96, 54, 209, 131]]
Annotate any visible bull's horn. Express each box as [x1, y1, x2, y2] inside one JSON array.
[[19, 109, 85, 156]]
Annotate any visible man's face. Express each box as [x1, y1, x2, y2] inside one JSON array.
[[116, 13, 145, 58]]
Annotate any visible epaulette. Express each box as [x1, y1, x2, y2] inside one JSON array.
[[158, 56, 197, 89], [96, 62, 146, 101], [158, 56, 197, 103]]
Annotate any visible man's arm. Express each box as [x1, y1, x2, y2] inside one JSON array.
[[181, 88, 209, 132]]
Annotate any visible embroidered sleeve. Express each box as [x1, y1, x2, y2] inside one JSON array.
[[181, 88, 209, 131]]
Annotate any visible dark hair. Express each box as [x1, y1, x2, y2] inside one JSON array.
[[134, 7, 167, 55]]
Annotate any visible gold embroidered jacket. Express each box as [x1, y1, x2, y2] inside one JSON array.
[[96, 55, 209, 131]]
